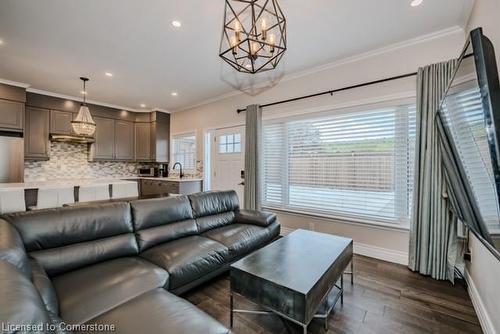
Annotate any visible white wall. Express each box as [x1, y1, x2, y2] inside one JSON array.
[[465, 1, 500, 333], [171, 27, 466, 262]]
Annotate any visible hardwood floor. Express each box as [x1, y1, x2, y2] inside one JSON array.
[[184, 255, 482, 334]]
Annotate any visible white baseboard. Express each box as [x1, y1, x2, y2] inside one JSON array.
[[353, 242, 409, 266], [280, 227, 408, 265], [280, 227, 296, 235], [464, 269, 495, 334]]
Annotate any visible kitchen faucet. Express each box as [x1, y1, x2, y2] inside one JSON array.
[[172, 162, 184, 178]]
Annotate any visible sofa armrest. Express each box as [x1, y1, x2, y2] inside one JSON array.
[[30, 259, 59, 315], [234, 210, 277, 227], [0, 219, 31, 278], [0, 260, 51, 328]]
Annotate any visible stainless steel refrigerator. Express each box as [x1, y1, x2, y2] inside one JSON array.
[[0, 134, 24, 183]]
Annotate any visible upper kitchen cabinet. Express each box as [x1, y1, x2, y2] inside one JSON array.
[[135, 112, 170, 162], [90, 116, 115, 160], [49, 110, 73, 135], [0, 100, 24, 132], [0, 83, 26, 132], [135, 122, 151, 161], [150, 111, 170, 162], [25, 107, 49, 160], [114, 120, 134, 160], [90, 117, 135, 161]]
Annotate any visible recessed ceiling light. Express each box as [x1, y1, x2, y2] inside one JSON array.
[[81, 91, 87, 95], [105, 72, 113, 77], [171, 92, 178, 97], [140, 103, 146, 108], [410, 0, 423, 7], [172, 20, 182, 28], [0, 39, 4, 45]]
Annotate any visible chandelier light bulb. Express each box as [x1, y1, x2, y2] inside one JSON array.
[[269, 33, 276, 53], [261, 17, 267, 40], [250, 41, 259, 60], [230, 36, 238, 55], [234, 20, 242, 42]]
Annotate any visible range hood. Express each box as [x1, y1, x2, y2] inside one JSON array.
[[50, 134, 95, 144]]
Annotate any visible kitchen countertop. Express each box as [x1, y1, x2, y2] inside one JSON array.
[[0, 177, 204, 190], [131, 177, 203, 183]]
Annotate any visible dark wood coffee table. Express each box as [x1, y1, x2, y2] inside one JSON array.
[[230, 229, 353, 333]]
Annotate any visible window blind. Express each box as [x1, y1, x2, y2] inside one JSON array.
[[171, 133, 196, 170], [263, 103, 416, 225], [441, 85, 500, 231]]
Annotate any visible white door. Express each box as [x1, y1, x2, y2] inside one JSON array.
[[212, 126, 245, 204]]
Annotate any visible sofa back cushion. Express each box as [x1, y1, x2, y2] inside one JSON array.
[[5, 202, 138, 277], [188, 190, 240, 233], [131, 196, 197, 251]]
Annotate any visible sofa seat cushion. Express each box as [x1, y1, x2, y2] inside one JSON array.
[[202, 222, 280, 259], [52, 257, 169, 325], [140, 236, 229, 290], [78, 289, 229, 334]]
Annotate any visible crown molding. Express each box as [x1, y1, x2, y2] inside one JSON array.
[[173, 25, 464, 113], [152, 108, 171, 114], [0, 78, 31, 88], [0, 79, 170, 113], [173, 89, 243, 113], [26, 87, 147, 113]]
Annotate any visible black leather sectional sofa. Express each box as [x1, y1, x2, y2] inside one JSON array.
[[0, 190, 280, 333]]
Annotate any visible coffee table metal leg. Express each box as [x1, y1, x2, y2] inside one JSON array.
[[351, 260, 354, 285], [230, 292, 234, 328], [340, 274, 344, 305], [302, 324, 307, 334]]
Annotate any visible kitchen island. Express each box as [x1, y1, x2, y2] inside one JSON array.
[[0, 177, 203, 209]]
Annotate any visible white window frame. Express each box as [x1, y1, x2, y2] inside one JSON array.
[[171, 131, 197, 172], [261, 98, 416, 230]]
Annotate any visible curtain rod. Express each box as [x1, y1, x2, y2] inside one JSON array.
[[236, 72, 417, 113], [237, 54, 475, 114]]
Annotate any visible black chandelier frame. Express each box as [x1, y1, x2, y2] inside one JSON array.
[[219, 0, 287, 74]]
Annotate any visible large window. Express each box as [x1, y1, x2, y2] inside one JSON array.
[[171, 133, 196, 170], [441, 83, 500, 232], [263, 102, 416, 226]]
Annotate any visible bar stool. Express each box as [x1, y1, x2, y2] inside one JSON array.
[[0, 188, 26, 213], [78, 184, 110, 203], [112, 181, 139, 199], [36, 186, 75, 209]]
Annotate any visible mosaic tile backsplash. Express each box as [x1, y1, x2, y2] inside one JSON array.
[[24, 142, 140, 181]]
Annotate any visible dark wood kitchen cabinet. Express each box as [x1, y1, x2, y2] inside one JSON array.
[[150, 112, 170, 162], [90, 117, 135, 161], [114, 120, 134, 160], [140, 179, 202, 196], [135, 122, 151, 161], [91, 116, 115, 160], [50, 110, 73, 135], [0, 99, 24, 132], [25, 107, 49, 160]]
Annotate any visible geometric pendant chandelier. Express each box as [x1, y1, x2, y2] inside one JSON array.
[[219, 0, 287, 74]]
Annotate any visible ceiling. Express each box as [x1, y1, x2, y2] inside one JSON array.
[[0, 0, 473, 112]]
